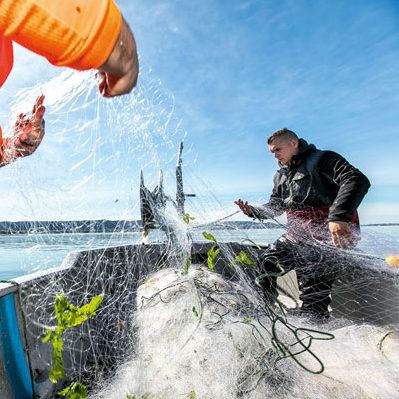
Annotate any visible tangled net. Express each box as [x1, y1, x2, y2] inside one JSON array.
[[14, 220, 399, 399], [1, 68, 398, 398]]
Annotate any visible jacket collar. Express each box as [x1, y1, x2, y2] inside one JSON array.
[[279, 138, 317, 170]]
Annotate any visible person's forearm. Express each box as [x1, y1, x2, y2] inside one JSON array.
[[0, 0, 122, 70], [327, 181, 369, 222], [250, 188, 285, 220], [319, 153, 370, 222], [98, 17, 139, 96], [251, 203, 284, 220]]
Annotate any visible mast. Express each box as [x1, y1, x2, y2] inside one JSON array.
[[176, 142, 185, 219]]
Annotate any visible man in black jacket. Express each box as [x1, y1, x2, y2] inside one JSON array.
[[235, 128, 370, 319]]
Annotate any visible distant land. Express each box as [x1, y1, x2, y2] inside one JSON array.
[[0, 220, 279, 234], [0, 220, 141, 235]]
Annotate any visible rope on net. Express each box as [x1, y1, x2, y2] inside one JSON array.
[[253, 258, 334, 375], [186, 210, 338, 375]]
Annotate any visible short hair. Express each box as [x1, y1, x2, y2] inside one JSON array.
[[267, 128, 298, 144]]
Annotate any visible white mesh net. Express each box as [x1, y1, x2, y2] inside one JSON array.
[[0, 69, 398, 399]]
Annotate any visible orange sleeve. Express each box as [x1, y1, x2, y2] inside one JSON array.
[[0, 36, 14, 144], [0, 37, 13, 88], [0, 0, 122, 70]]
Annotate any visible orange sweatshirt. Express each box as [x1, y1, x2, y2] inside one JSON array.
[[0, 0, 122, 143]]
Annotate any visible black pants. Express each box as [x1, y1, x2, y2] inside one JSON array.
[[257, 235, 339, 317]]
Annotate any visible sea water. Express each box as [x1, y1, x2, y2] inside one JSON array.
[[0, 227, 281, 280], [0, 225, 398, 281]]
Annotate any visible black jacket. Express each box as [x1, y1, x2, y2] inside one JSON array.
[[251, 139, 371, 223]]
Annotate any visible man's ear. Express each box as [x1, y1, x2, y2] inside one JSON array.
[[291, 138, 299, 149]]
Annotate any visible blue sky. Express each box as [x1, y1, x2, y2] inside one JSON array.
[[0, 0, 398, 224]]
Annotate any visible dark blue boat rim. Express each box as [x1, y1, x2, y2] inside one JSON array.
[[0, 293, 35, 399]]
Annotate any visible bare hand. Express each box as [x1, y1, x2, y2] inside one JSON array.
[[234, 199, 253, 217], [98, 18, 138, 97], [13, 94, 46, 158], [329, 221, 355, 250], [0, 95, 45, 167]]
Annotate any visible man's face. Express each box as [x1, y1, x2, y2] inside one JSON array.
[[268, 138, 299, 165]]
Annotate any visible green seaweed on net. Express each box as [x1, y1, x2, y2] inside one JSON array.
[[229, 251, 257, 268], [192, 305, 199, 317], [202, 231, 220, 271], [182, 213, 195, 274], [183, 213, 196, 224], [42, 294, 103, 396], [126, 394, 152, 399], [202, 232, 256, 271], [184, 252, 192, 275], [57, 382, 87, 399]]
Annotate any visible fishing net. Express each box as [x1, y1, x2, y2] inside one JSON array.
[[1, 68, 398, 399], [16, 209, 399, 398]]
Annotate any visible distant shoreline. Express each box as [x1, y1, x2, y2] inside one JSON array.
[[0, 220, 141, 235], [0, 220, 281, 235], [362, 223, 399, 226]]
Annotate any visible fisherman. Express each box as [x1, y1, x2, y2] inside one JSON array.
[[0, 0, 139, 167], [235, 128, 370, 319]]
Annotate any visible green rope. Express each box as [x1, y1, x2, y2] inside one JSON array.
[[377, 330, 399, 361], [253, 256, 335, 374], [271, 316, 334, 374]]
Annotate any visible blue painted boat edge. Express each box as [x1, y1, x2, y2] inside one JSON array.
[[0, 293, 35, 399]]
